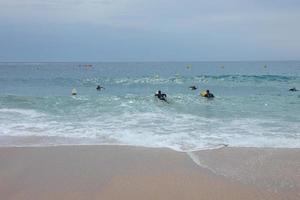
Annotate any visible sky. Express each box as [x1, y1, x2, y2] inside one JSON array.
[[0, 0, 300, 61]]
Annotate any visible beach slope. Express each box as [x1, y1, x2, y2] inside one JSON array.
[[0, 146, 298, 200]]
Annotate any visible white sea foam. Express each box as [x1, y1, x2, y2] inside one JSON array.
[[1, 108, 299, 151], [1, 62, 299, 150], [0, 108, 46, 118]]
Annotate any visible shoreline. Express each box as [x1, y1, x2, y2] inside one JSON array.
[[0, 145, 299, 200], [1, 134, 299, 152]]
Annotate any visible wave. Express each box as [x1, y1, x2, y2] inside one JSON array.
[[0, 108, 46, 119], [0, 74, 299, 151], [0, 102, 299, 151], [1, 75, 299, 88]]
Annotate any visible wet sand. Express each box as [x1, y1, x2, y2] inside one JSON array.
[[0, 145, 298, 200], [190, 147, 300, 199]]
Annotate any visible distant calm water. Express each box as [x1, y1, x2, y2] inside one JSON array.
[[0, 61, 299, 151]]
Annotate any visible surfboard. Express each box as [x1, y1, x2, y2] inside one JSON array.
[[200, 91, 206, 97]]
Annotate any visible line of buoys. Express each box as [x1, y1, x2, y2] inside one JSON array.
[[78, 64, 93, 68]]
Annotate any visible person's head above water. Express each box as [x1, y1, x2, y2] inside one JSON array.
[[158, 90, 161, 94], [202, 89, 214, 98]]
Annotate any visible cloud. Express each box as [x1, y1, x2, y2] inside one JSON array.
[[0, 0, 300, 61]]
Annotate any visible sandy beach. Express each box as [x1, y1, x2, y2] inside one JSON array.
[[0, 145, 299, 200]]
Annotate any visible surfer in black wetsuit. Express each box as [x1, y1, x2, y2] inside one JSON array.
[[289, 87, 298, 92], [96, 85, 105, 91], [189, 85, 197, 90], [155, 90, 168, 102], [204, 90, 214, 98]]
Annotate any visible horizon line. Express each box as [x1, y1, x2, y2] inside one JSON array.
[[1, 60, 300, 63]]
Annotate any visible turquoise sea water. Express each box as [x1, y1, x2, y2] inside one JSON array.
[[0, 62, 299, 151]]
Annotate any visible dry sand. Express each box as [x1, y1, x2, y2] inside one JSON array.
[[0, 145, 298, 200]]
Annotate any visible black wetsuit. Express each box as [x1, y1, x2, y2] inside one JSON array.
[[289, 88, 298, 92], [204, 93, 214, 98], [96, 85, 105, 91], [189, 86, 197, 90], [155, 93, 167, 102]]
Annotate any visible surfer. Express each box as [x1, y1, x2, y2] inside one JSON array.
[[96, 85, 105, 91], [71, 88, 77, 96], [202, 90, 214, 98], [289, 87, 298, 92], [155, 90, 168, 102], [189, 86, 197, 90]]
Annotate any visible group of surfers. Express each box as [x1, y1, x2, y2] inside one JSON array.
[[154, 88, 214, 103], [72, 85, 298, 103]]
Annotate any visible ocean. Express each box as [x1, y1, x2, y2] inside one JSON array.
[[0, 61, 299, 151]]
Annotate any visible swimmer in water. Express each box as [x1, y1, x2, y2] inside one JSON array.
[[155, 90, 168, 102], [71, 88, 77, 96], [289, 87, 298, 92], [203, 90, 214, 98], [96, 85, 105, 91], [189, 86, 197, 90]]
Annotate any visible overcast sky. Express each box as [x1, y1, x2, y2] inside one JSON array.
[[1, 0, 300, 61]]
